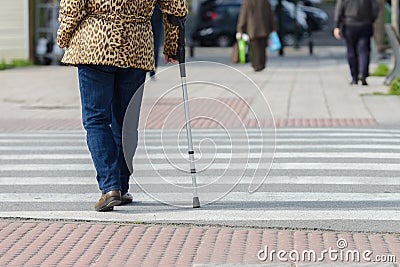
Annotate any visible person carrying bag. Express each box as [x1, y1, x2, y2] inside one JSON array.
[[236, 0, 276, 71]]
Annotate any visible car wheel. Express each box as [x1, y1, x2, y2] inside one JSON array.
[[216, 35, 232, 47]]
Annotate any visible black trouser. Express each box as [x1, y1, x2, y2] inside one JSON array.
[[343, 24, 373, 81], [250, 37, 267, 71]]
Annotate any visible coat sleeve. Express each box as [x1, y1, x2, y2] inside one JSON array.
[[157, 0, 187, 57], [57, 0, 87, 48], [371, 0, 380, 22], [334, 0, 343, 28], [237, 0, 249, 33]]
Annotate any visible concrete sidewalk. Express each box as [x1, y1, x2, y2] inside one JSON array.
[[0, 46, 399, 130]]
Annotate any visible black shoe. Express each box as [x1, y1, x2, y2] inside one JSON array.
[[350, 80, 358, 85], [360, 77, 368, 86]]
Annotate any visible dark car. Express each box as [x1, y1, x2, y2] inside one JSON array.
[[191, 0, 241, 47], [287, 0, 322, 7], [191, 0, 320, 47]]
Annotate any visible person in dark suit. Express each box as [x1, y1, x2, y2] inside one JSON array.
[[334, 0, 379, 85], [236, 0, 276, 72]]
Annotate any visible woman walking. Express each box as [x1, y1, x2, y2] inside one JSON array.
[[57, 0, 187, 211]]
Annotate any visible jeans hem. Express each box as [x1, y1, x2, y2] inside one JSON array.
[[101, 187, 122, 195]]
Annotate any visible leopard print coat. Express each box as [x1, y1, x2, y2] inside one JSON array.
[[57, 0, 187, 71]]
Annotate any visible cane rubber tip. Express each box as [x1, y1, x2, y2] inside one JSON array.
[[193, 197, 200, 208]]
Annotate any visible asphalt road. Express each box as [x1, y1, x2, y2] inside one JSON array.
[[1, 128, 399, 233]]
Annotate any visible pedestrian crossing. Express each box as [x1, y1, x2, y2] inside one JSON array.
[[0, 128, 399, 231]]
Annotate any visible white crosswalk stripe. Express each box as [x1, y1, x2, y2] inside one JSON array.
[[0, 128, 399, 227]]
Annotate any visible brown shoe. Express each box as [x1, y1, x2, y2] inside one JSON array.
[[95, 190, 121, 212]]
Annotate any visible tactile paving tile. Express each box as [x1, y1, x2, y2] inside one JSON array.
[[0, 117, 378, 131], [0, 222, 398, 266]]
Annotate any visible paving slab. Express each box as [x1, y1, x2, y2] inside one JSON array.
[[362, 95, 400, 127]]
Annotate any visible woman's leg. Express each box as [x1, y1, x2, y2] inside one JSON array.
[[112, 68, 146, 195], [78, 65, 121, 194]]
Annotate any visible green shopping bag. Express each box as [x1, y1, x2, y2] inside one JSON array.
[[238, 37, 250, 64]]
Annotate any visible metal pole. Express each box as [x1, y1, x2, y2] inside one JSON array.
[[393, 0, 399, 35], [277, 0, 284, 56], [293, 0, 300, 49], [374, 0, 386, 57], [191, 0, 200, 14], [168, 15, 200, 208], [181, 77, 200, 208], [187, 0, 200, 57]]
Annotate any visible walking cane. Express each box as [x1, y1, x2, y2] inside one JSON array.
[[168, 15, 200, 208]]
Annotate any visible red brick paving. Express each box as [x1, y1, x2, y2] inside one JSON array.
[[0, 221, 399, 266], [0, 97, 379, 131], [0, 117, 378, 131], [0, 118, 84, 131]]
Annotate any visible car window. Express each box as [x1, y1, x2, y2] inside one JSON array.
[[215, 4, 240, 23], [226, 5, 240, 18]]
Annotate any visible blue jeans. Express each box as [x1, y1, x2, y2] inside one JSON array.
[[78, 65, 146, 195]]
